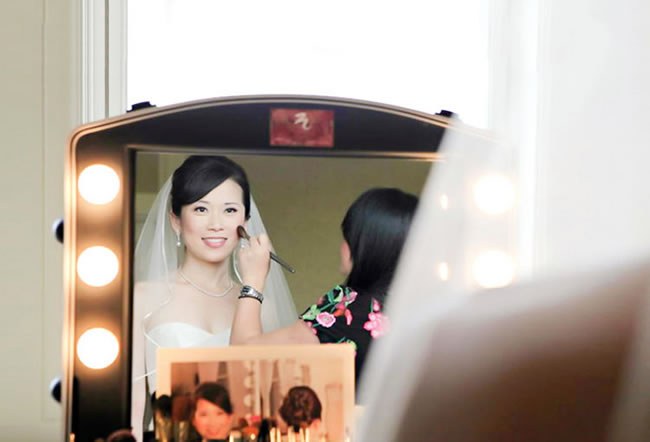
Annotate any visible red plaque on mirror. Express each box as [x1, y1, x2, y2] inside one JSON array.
[[270, 108, 334, 147]]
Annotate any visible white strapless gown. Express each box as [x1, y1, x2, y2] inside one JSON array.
[[144, 322, 231, 390]]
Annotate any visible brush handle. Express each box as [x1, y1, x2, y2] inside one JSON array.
[[269, 252, 296, 273]]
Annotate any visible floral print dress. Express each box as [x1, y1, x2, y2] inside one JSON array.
[[300, 285, 389, 383]]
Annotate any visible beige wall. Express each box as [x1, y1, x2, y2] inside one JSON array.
[[0, 0, 79, 439]]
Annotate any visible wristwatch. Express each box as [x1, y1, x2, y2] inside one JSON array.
[[239, 285, 264, 303]]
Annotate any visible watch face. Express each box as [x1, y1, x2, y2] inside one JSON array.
[[241, 285, 263, 301]]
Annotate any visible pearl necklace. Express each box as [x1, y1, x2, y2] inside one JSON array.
[[178, 269, 234, 298]]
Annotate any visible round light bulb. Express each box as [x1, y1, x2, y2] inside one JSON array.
[[77, 246, 119, 287], [472, 250, 515, 288], [437, 262, 450, 281], [473, 174, 515, 215], [439, 194, 449, 210], [77, 328, 119, 369], [78, 164, 120, 205]]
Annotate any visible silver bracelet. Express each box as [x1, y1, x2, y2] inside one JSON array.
[[239, 285, 264, 303]]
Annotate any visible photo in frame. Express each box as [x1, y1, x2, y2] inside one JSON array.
[[155, 344, 355, 441]]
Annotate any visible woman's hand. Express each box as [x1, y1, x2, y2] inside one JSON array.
[[237, 233, 272, 293], [231, 233, 270, 344]]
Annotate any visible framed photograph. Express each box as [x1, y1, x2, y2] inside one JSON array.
[[156, 344, 355, 441]]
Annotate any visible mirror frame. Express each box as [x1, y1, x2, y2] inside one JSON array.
[[63, 95, 450, 440]]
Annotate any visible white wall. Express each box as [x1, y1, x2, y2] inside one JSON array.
[[0, 0, 79, 440], [534, 0, 650, 274]]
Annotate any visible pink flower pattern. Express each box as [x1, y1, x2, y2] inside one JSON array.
[[363, 311, 389, 338], [300, 286, 389, 347], [345, 309, 353, 326], [316, 312, 336, 328]]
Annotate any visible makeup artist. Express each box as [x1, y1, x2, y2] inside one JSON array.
[[230, 187, 418, 383]]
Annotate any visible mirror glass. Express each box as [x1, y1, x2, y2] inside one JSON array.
[[135, 152, 432, 310]]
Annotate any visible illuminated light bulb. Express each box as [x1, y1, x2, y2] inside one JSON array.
[[473, 174, 515, 215], [437, 262, 450, 281], [77, 328, 119, 369], [472, 250, 515, 288], [78, 164, 120, 205], [77, 246, 119, 287], [439, 194, 449, 210]]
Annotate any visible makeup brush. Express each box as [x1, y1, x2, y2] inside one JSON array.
[[237, 225, 296, 273]]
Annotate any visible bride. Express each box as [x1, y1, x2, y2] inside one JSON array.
[[131, 155, 297, 439]]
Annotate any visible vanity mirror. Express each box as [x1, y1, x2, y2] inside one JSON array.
[[63, 95, 449, 440]]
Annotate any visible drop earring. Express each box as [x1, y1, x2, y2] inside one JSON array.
[[176, 232, 181, 247]]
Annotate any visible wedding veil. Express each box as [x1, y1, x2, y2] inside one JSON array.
[[133, 174, 298, 360]]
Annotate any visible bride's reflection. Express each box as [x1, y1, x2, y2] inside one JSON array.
[[132, 155, 298, 439]]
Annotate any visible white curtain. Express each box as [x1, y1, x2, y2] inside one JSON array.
[[356, 0, 650, 440]]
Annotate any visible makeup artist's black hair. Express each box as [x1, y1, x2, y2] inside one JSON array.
[[342, 187, 418, 299], [170, 155, 251, 219]]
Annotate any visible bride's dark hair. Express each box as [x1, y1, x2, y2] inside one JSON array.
[[170, 155, 251, 219], [342, 187, 418, 298]]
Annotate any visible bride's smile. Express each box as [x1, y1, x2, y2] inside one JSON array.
[[133, 155, 297, 440], [171, 177, 246, 263], [202, 236, 227, 248]]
